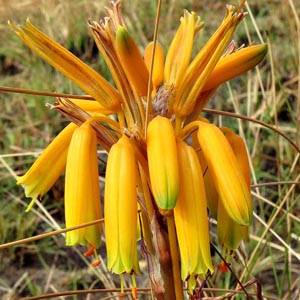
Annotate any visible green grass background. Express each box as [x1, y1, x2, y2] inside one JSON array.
[[0, 0, 299, 299]]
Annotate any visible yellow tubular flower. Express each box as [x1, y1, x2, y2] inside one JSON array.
[[174, 139, 213, 281], [17, 123, 78, 211], [104, 135, 140, 274], [164, 10, 204, 87], [146, 116, 179, 212], [217, 128, 251, 249], [64, 121, 102, 250], [196, 121, 252, 226], [144, 41, 165, 89], [9, 20, 121, 112], [116, 26, 150, 96], [202, 44, 268, 92]]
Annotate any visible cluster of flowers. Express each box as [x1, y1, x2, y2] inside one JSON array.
[[13, 0, 267, 296]]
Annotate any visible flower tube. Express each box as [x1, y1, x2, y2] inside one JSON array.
[[104, 135, 140, 274], [147, 116, 179, 212], [64, 121, 102, 264], [174, 139, 213, 281]]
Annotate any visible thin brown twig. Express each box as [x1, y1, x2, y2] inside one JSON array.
[[14, 286, 280, 300], [0, 85, 94, 100], [16, 288, 151, 300], [210, 244, 253, 300], [203, 108, 300, 153], [0, 218, 104, 250], [251, 181, 300, 188]]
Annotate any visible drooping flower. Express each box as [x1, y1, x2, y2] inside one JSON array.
[[174, 139, 213, 281], [147, 116, 179, 213], [104, 135, 140, 275], [17, 123, 77, 211], [196, 120, 252, 225], [64, 121, 102, 263]]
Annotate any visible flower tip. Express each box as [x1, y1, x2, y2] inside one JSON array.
[[15, 175, 22, 185], [25, 198, 38, 212], [258, 43, 268, 57], [7, 20, 18, 32], [116, 25, 150, 96], [159, 208, 173, 217], [116, 26, 130, 48]]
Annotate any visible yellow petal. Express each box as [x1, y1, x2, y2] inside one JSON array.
[[146, 116, 179, 212], [193, 135, 219, 219], [174, 139, 213, 279], [116, 26, 150, 96], [69, 99, 115, 115], [196, 121, 252, 225], [144, 41, 165, 89], [202, 44, 268, 92], [104, 135, 140, 274], [17, 123, 77, 211], [164, 10, 203, 87], [64, 121, 102, 248], [9, 20, 121, 112]]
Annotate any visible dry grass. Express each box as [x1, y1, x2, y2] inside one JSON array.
[[0, 0, 299, 299]]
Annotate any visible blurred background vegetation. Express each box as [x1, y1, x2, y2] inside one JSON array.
[[0, 0, 299, 299]]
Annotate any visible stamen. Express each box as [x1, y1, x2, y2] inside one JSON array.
[[120, 274, 125, 298], [91, 260, 101, 268], [131, 274, 138, 300], [84, 244, 101, 267], [84, 244, 95, 257], [91, 248, 101, 267], [219, 261, 229, 273], [218, 248, 231, 273]]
